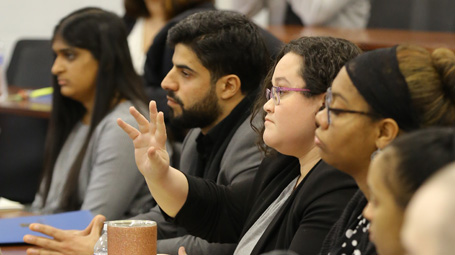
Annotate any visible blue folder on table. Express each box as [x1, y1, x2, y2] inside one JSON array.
[[0, 210, 93, 244]]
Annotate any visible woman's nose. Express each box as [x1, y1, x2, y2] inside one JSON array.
[[315, 108, 328, 129], [263, 97, 274, 113], [363, 202, 373, 221], [51, 57, 64, 75]]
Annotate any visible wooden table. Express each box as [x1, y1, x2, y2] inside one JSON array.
[[0, 210, 35, 255], [1, 245, 31, 255], [267, 25, 455, 51], [0, 87, 51, 119]]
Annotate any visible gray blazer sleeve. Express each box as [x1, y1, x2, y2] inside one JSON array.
[[217, 114, 264, 185]]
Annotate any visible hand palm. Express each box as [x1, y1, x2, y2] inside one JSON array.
[[117, 101, 170, 180], [132, 122, 169, 178]]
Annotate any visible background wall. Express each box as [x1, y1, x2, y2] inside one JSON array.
[[0, 0, 266, 96], [0, 0, 124, 64], [0, 0, 123, 97], [0, 0, 244, 63]]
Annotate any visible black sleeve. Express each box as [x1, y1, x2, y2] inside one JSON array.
[[171, 174, 253, 243], [288, 168, 358, 254]]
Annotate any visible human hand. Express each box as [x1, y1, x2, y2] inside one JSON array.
[[117, 101, 170, 181], [23, 214, 106, 255], [179, 246, 188, 255]]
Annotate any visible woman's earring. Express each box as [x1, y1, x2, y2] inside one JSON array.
[[371, 148, 381, 160]]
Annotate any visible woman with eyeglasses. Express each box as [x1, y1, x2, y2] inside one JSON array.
[[117, 36, 360, 255], [315, 45, 455, 255]]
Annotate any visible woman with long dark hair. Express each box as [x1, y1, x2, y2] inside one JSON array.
[[31, 7, 153, 220]]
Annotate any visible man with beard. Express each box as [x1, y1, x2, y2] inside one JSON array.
[[144, 10, 272, 254], [23, 10, 274, 255]]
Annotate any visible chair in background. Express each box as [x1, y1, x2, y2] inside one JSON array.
[[409, 0, 455, 32], [0, 39, 53, 204], [368, 0, 455, 32], [0, 114, 48, 204], [6, 39, 53, 88], [367, 0, 412, 30]]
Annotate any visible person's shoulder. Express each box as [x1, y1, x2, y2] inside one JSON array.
[[231, 114, 256, 141], [182, 128, 202, 145], [100, 101, 143, 127], [108, 100, 134, 116], [313, 161, 353, 180], [302, 160, 357, 193]]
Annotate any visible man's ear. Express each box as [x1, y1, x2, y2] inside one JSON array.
[[376, 118, 399, 149], [216, 74, 242, 100]]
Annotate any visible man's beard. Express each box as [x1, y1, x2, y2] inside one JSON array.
[[168, 86, 222, 130]]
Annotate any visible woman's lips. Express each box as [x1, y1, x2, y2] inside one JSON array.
[[57, 79, 68, 86], [264, 117, 273, 124], [314, 134, 325, 149]]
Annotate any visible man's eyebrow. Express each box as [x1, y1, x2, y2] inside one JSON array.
[[175, 64, 195, 73]]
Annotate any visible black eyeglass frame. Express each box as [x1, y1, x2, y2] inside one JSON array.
[[325, 87, 380, 125]]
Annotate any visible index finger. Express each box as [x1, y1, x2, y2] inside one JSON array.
[[117, 118, 140, 140], [28, 223, 68, 241], [26, 247, 63, 255], [23, 234, 61, 252]]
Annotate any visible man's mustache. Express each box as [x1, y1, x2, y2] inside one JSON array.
[[167, 91, 184, 107]]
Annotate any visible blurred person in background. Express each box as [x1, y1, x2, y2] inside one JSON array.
[[363, 127, 455, 255], [402, 160, 455, 255], [231, 0, 370, 28]]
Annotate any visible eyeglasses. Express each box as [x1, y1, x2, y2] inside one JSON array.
[[325, 87, 379, 125], [266, 86, 311, 105]]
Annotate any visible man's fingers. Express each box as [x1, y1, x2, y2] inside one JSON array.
[[84, 214, 106, 235], [178, 246, 187, 255], [26, 247, 63, 255], [117, 118, 140, 140], [90, 215, 106, 236], [129, 106, 152, 134], [148, 101, 158, 120], [24, 234, 62, 251], [156, 112, 168, 147], [28, 224, 67, 241], [149, 101, 158, 134]]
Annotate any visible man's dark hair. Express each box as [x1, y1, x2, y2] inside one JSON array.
[[167, 10, 271, 94]]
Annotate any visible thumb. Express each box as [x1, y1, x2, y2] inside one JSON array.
[[91, 215, 107, 236], [178, 246, 187, 255]]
